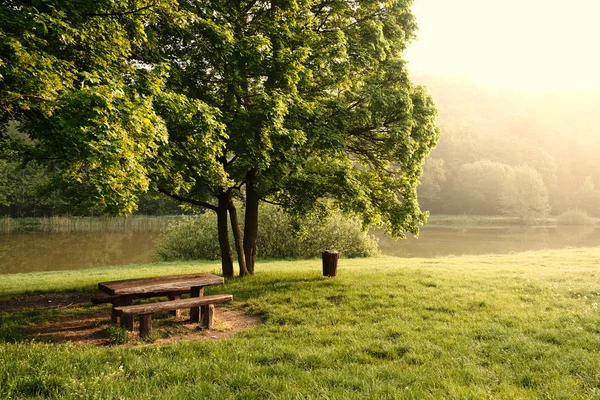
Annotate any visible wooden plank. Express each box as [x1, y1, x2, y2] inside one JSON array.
[[119, 295, 134, 331], [98, 273, 224, 295], [92, 288, 191, 304], [113, 294, 233, 317], [189, 286, 204, 323]]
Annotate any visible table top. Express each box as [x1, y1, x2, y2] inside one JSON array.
[[98, 273, 224, 296]]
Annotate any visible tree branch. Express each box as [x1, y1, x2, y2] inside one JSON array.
[[257, 196, 285, 207], [158, 187, 218, 211]]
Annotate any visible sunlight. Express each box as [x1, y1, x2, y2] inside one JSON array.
[[405, 0, 600, 91]]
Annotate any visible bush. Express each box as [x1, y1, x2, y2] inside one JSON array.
[[156, 214, 221, 261], [556, 209, 596, 226], [155, 205, 379, 261]]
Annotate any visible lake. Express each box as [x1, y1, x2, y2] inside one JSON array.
[[1, 226, 600, 274]]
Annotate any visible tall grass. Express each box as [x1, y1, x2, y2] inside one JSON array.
[[0, 215, 184, 234]]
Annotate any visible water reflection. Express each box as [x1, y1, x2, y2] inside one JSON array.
[[1, 226, 600, 274], [0, 232, 160, 274], [375, 226, 600, 258]]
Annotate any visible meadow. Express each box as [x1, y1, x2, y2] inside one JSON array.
[[1, 248, 600, 399]]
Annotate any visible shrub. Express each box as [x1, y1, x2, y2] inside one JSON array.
[[155, 205, 379, 261], [156, 214, 221, 261], [556, 209, 596, 226]]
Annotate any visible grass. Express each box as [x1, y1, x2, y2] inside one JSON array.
[[1, 249, 600, 398]]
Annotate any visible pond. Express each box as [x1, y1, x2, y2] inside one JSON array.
[[1, 226, 600, 274]]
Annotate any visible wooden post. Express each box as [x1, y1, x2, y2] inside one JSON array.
[[322, 250, 339, 277], [190, 287, 204, 322], [119, 295, 134, 331], [110, 301, 119, 324], [199, 304, 214, 330], [168, 294, 181, 317], [140, 314, 152, 338]]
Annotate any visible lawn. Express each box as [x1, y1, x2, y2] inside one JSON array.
[[1, 248, 600, 399]]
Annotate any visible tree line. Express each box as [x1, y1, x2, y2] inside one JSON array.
[[416, 75, 600, 219]]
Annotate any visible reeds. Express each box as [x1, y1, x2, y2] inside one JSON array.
[[0, 215, 184, 234]]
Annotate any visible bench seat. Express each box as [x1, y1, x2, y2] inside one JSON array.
[[91, 288, 191, 305], [113, 294, 233, 337]]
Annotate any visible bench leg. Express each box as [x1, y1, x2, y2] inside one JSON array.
[[199, 304, 214, 330], [119, 295, 134, 331], [168, 295, 181, 317], [190, 287, 204, 323], [110, 301, 119, 324], [140, 314, 152, 338]]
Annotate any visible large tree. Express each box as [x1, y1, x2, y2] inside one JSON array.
[[1, 0, 439, 277]]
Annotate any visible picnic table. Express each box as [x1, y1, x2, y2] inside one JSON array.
[[97, 273, 227, 334]]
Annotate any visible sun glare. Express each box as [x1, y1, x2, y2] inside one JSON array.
[[405, 0, 600, 91]]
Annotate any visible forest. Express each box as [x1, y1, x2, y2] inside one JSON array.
[[416, 75, 600, 218]]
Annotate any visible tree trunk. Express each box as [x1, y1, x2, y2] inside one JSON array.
[[228, 199, 248, 277], [243, 169, 259, 274], [217, 193, 234, 278]]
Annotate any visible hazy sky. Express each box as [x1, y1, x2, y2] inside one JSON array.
[[404, 0, 600, 91]]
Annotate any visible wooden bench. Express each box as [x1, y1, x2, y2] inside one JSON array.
[[91, 288, 191, 321], [112, 294, 233, 337], [98, 273, 225, 330]]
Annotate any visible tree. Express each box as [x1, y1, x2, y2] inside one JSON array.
[[1, 1, 439, 277], [451, 160, 511, 215], [500, 166, 551, 219], [418, 156, 446, 212], [574, 176, 600, 217]]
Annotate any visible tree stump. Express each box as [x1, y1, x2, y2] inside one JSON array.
[[322, 250, 339, 277]]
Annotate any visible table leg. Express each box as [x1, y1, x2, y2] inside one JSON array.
[[119, 295, 134, 331], [190, 286, 204, 322]]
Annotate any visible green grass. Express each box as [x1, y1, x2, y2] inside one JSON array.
[[2, 249, 600, 398]]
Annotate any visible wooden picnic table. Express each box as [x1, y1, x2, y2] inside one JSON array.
[[98, 273, 224, 330]]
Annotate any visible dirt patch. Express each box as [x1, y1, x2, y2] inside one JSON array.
[[0, 292, 92, 313], [1, 293, 262, 346]]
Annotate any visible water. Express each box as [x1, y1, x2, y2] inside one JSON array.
[[0, 232, 160, 274], [376, 226, 600, 258], [1, 226, 600, 274]]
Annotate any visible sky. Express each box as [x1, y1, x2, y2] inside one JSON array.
[[404, 0, 600, 91]]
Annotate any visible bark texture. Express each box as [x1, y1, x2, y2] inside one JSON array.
[[243, 170, 259, 274], [217, 193, 234, 277], [228, 199, 248, 276]]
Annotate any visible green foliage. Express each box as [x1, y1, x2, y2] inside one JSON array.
[[556, 209, 597, 226], [156, 206, 379, 261], [1, 0, 174, 214], [156, 214, 221, 261], [257, 207, 379, 259]]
